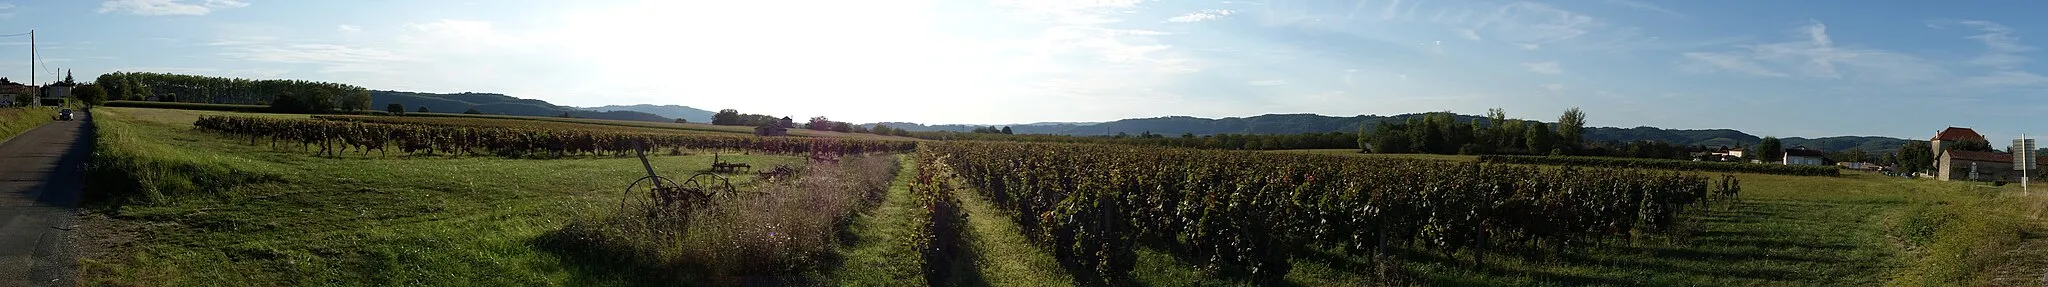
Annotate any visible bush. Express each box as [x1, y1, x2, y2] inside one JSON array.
[[268, 90, 338, 114], [1477, 155, 1839, 176]]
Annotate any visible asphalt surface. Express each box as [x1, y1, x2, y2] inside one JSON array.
[[0, 111, 89, 287]]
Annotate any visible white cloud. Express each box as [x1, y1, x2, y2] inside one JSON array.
[[1604, 0, 1683, 17], [98, 0, 247, 16], [1929, 20, 2035, 70], [0, 4, 16, 18], [1680, 21, 1943, 82], [337, 25, 362, 33], [1167, 9, 1234, 23], [1542, 83, 1565, 91], [1523, 61, 1563, 75], [1461, 2, 1598, 47], [1247, 80, 1287, 86], [1681, 52, 1787, 77], [1967, 70, 2048, 87]]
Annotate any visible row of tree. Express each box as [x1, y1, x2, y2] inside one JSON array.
[[710, 109, 792, 127], [1362, 108, 1586, 156], [92, 72, 371, 112]]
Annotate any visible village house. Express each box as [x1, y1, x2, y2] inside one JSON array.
[[1782, 146, 1826, 165], [755, 124, 788, 136], [1929, 127, 2047, 181], [1695, 146, 1745, 162]]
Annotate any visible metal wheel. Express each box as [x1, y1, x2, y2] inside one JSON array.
[[684, 171, 740, 199], [620, 175, 682, 218]]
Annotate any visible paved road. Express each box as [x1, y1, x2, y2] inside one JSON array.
[[0, 111, 89, 287]]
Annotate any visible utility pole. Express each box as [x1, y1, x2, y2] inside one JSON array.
[[28, 29, 33, 97]]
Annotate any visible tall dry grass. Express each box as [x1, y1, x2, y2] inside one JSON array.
[[545, 155, 901, 285]]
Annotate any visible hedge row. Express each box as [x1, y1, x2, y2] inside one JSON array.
[[1476, 155, 1839, 176]]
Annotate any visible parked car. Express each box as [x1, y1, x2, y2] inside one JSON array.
[[58, 109, 72, 121]]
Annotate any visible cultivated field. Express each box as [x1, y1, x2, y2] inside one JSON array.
[[65, 107, 2048, 286]]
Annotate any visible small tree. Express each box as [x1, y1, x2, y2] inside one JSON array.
[[387, 103, 406, 115], [1001, 126, 1013, 134], [416, 106, 432, 113], [808, 116, 834, 131], [1525, 122, 1554, 155], [1756, 137, 1784, 163], [74, 85, 107, 106], [10, 94, 31, 107], [713, 109, 742, 125], [464, 107, 483, 114], [674, 118, 688, 123]]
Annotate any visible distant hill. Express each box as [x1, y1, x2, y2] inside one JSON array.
[[370, 90, 673, 122], [580, 104, 716, 123], [871, 113, 1917, 153]]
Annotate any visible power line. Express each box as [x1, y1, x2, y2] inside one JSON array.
[[0, 31, 29, 37]]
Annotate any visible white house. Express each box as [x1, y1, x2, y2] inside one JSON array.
[[1783, 146, 1826, 165]]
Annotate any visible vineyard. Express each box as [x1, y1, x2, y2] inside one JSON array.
[[192, 116, 916, 157], [913, 141, 1740, 284], [1477, 155, 1840, 176], [313, 115, 736, 136]]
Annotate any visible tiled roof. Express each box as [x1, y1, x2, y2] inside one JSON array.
[[1947, 150, 2010, 163], [1933, 127, 1986, 141]]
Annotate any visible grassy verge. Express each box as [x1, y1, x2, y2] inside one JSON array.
[[77, 107, 811, 285], [83, 108, 291, 204], [832, 155, 930, 286], [950, 176, 1077, 287], [0, 106, 57, 142]]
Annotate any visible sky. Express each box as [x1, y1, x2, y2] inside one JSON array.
[[2, 0, 2046, 140]]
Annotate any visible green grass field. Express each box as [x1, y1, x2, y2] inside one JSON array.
[[79, 107, 813, 285], [74, 108, 2048, 286]]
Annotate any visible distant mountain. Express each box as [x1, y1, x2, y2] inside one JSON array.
[[871, 113, 1917, 153], [581, 104, 716, 123], [370, 90, 673, 122]]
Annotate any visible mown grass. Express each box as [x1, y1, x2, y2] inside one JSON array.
[[0, 106, 58, 142], [831, 156, 932, 286], [949, 179, 1077, 287], [78, 107, 812, 285]]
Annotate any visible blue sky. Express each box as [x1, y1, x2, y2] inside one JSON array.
[[3, 0, 2045, 140]]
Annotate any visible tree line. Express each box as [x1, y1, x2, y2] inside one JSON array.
[[1362, 108, 1586, 155], [93, 71, 371, 112]]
